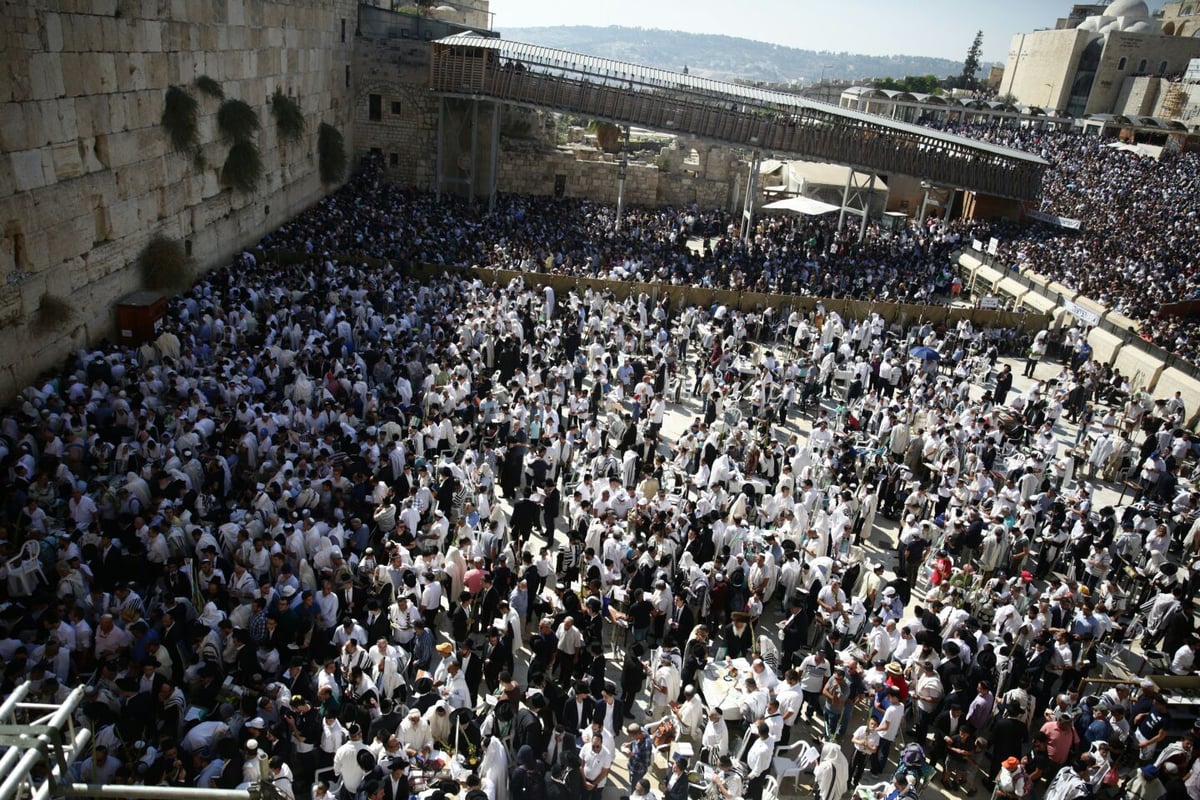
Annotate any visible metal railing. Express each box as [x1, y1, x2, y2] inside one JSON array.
[[428, 47, 1046, 201]]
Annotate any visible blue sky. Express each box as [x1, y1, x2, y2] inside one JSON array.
[[492, 0, 1168, 64]]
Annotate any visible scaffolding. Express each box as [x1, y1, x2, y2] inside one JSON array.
[[0, 682, 278, 800]]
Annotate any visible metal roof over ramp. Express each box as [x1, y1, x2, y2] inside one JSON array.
[[430, 34, 1048, 201]]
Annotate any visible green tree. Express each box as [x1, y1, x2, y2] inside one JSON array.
[[960, 30, 984, 90], [588, 120, 622, 153]]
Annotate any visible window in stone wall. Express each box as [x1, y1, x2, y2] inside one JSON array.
[[1118, 57, 1127, 70], [345, 66, 351, 88], [369, 94, 382, 121], [390, 153, 399, 167], [391, 101, 402, 115], [1160, 61, 1168, 75], [1139, 59, 1148, 73], [341, 19, 346, 42]]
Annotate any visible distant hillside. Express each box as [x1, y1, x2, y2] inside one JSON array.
[[499, 25, 973, 85]]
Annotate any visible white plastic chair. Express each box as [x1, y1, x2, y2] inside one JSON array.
[[763, 774, 781, 800], [6, 540, 46, 597], [772, 740, 819, 790]]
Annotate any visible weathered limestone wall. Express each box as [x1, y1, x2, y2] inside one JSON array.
[[353, 35, 439, 189], [0, 0, 357, 397]]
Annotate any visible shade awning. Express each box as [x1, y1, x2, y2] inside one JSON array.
[[762, 196, 841, 216]]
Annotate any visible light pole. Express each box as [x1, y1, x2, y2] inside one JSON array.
[[819, 64, 833, 102]]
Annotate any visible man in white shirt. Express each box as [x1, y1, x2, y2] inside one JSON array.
[[701, 707, 729, 761], [912, 661, 944, 741], [579, 733, 614, 800], [739, 677, 769, 727], [1171, 638, 1196, 676], [333, 723, 368, 800], [872, 686, 905, 775], [745, 722, 773, 799], [776, 670, 803, 745], [419, 575, 443, 628], [555, 616, 584, 683]]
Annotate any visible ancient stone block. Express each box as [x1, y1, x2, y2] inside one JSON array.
[[105, 196, 140, 239], [46, 214, 93, 266], [40, 99, 78, 144], [29, 53, 66, 101], [42, 12, 63, 53], [0, 103, 27, 152], [50, 140, 83, 180]]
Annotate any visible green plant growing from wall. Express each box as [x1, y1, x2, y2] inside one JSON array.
[[318, 122, 347, 184], [139, 235, 192, 291], [33, 293, 74, 334], [195, 75, 225, 100], [588, 120, 622, 153], [217, 99, 261, 142], [270, 90, 306, 144], [222, 141, 264, 193], [161, 85, 199, 152]]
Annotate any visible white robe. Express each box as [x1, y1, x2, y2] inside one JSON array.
[[480, 736, 509, 800]]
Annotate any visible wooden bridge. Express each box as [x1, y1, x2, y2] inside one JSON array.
[[430, 34, 1047, 202]]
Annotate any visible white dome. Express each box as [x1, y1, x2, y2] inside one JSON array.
[[1103, 0, 1150, 18]]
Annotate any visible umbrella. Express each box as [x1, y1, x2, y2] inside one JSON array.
[[909, 346, 941, 361]]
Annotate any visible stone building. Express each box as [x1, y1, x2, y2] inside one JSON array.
[[999, 0, 1200, 116], [1160, 0, 1200, 37], [0, 0, 358, 397]]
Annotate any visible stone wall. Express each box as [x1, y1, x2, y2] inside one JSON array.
[[353, 35, 438, 189], [0, 0, 357, 398]]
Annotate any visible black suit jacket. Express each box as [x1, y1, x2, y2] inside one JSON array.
[[459, 651, 483, 702], [667, 604, 694, 645], [451, 605, 471, 643], [781, 613, 807, 652], [382, 773, 409, 800], [482, 638, 513, 684], [560, 696, 596, 733], [365, 612, 391, 645], [664, 771, 690, 800], [591, 697, 624, 730]]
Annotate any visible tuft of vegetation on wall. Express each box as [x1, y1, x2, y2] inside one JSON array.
[[139, 235, 192, 291], [318, 123, 347, 184], [195, 75, 225, 100], [217, 98, 261, 143], [270, 90, 306, 144], [33, 294, 74, 334], [161, 85, 199, 152], [222, 141, 264, 193]]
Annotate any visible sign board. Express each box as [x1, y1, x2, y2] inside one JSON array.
[[1187, 58, 1200, 82], [980, 294, 1001, 309], [972, 238, 984, 251], [1062, 298, 1101, 327], [1028, 210, 1083, 230], [987, 237, 1000, 256]]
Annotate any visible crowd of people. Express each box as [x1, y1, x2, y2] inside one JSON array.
[[0, 157, 1197, 800], [933, 122, 1200, 362]]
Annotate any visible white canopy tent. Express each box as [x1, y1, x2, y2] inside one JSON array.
[[762, 196, 841, 216]]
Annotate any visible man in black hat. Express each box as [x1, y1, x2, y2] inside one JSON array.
[[457, 640, 482, 706], [481, 627, 512, 693], [333, 722, 369, 800], [381, 757, 408, 800]]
